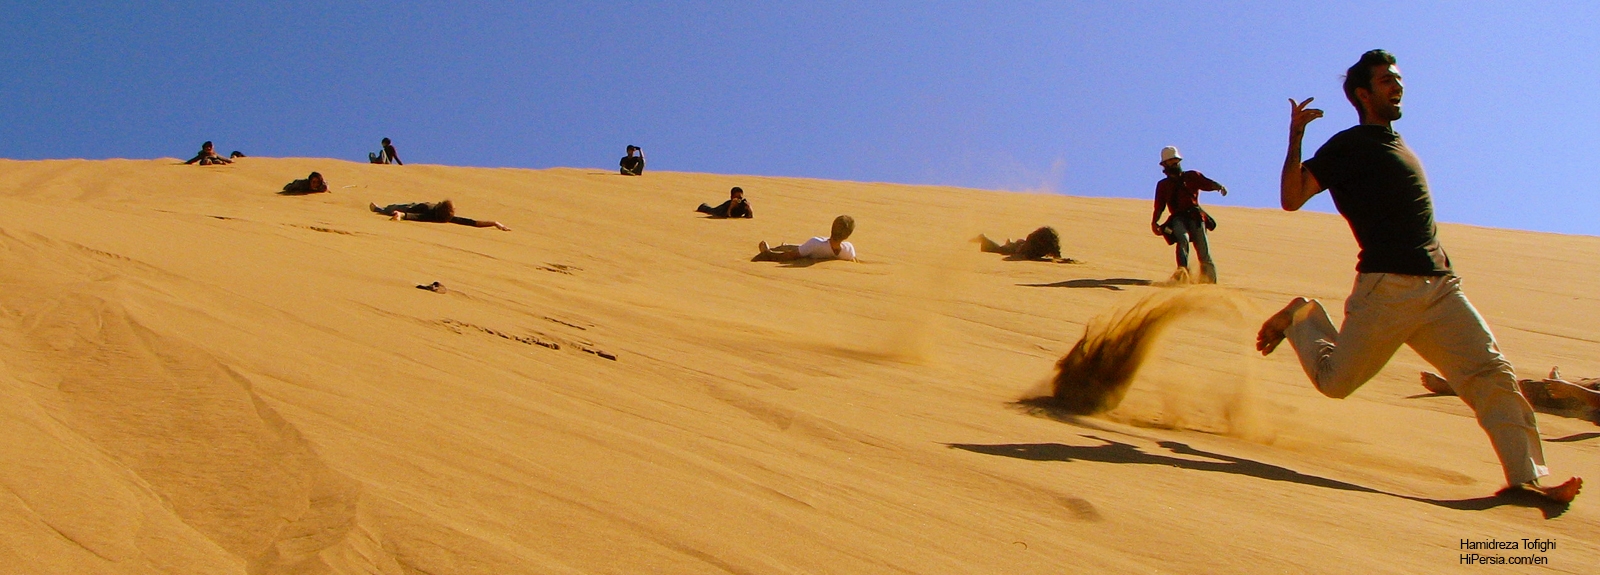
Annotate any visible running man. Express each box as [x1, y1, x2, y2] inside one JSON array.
[[1150, 146, 1227, 283], [1255, 49, 1580, 503]]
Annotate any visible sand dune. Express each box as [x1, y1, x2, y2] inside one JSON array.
[[1, 157, 1596, 573]]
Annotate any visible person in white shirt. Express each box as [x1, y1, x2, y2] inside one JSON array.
[[754, 215, 857, 262]]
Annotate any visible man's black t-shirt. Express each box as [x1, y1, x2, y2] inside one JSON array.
[[1303, 125, 1451, 275]]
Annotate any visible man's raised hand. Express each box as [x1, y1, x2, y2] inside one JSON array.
[[1290, 98, 1323, 134]]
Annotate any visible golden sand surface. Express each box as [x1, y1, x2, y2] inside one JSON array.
[[1, 157, 1596, 573]]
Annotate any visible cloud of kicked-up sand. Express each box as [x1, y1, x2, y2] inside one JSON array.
[[1021, 287, 1270, 440]]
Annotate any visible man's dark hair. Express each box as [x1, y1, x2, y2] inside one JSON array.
[[382, 138, 391, 145], [1343, 49, 1397, 121], [421, 200, 456, 222], [308, 171, 322, 179], [1020, 226, 1062, 260], [730, 186, 743, 196]]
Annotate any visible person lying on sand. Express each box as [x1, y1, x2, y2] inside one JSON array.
[[754, 215, 856, 262], [976, 226, 1074, 261], [1255, 49, 1579, 503], [620, 145, 645, 176], [229, 150, 246, 159], [370, 200, 510, 231], [279, 172, 329, 195], [697, 187, 753, 218], [184, 141, 232, 165], [1422, 368, 1600, 416]]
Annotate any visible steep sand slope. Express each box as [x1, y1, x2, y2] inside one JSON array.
[[0, 158, 1596, 573]]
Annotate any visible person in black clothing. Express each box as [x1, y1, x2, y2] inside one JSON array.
[[280, 172, 329, 195], [620, 145, 645, 175], [369, 200, 510, 230], [696, 187, 753, 218], [1255, 49, 1580, 503], [184, 141, 232, 165], [372, 138, 402, 165], [976, 226, 1068, 261]]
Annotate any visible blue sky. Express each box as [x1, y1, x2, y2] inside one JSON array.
[[2, 2, 1595, 235]]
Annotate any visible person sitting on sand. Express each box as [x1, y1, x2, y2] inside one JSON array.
[[369, 200, 510, 231], [754, 215, 856, 262], [620, 145, 645, 176], [977, 226, 1068, 261], [381, 138, 403, 165], [280, 172, 329, 194], [184, 141, 232, 165], [1422, 368, 1600, 419], [697, 187, 753, 218]]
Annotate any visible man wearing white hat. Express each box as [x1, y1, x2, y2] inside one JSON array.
[[1150, 145, 1228, 283]]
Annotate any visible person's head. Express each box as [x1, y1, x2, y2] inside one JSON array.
[[382, 137, 392, 146], [201, 141, 214, 151], [1021, 226, 1062, 260], [729, 186, 744, 199], [626, 145, 639, 156], [1343, 49, 1403, 124], [829, 215, 855, 242], [423, 200, 456, 222], [1159, 146, 1182, 176], [308, 171, 324, 186]]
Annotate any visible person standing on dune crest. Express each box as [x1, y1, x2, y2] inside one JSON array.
[[1256, 49, 1581, 503], [1150, 146, 1227, 283]]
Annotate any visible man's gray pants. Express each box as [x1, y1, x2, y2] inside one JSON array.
[[1285, 273, 1548, 486], [1169, 213, 1217, 283]]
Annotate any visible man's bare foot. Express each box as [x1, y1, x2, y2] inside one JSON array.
[[1420, 372, 1454, 395], [758, 240, 771, 254], [1256, 297, 1310, 355], [369, 202, 381, 213], [1504, 477, 1583, 504]]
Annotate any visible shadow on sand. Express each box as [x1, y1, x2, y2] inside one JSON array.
[[1548, 432, 1600, 443], [948, 435, 1570, 518], [1020, 278, 1153, 291]]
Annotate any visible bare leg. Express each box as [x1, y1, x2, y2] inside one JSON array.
[[1544, 380, 1600, 410], [1256, 297, 1310, 355], [977, 235, 1003, 253]]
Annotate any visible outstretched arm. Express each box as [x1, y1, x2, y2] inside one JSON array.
[[1281, 98, 1325, 211]]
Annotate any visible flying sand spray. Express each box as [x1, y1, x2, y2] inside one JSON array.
[[1021, 287, 1269, 439]]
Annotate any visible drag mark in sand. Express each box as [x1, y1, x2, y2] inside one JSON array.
[[439, 319, 561, 350]]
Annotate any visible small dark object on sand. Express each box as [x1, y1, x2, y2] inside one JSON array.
[[417, 281, 446, 294]]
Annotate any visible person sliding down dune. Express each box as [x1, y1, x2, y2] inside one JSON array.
[[1422, 368, 1600, 422], [369, 200, 510, 231], [976, 226, 1073, 262], [753, 215, 856, 262], [184, 141, 232, 165], [279, 172, 329, 195], [697, 187, 753, 218]]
